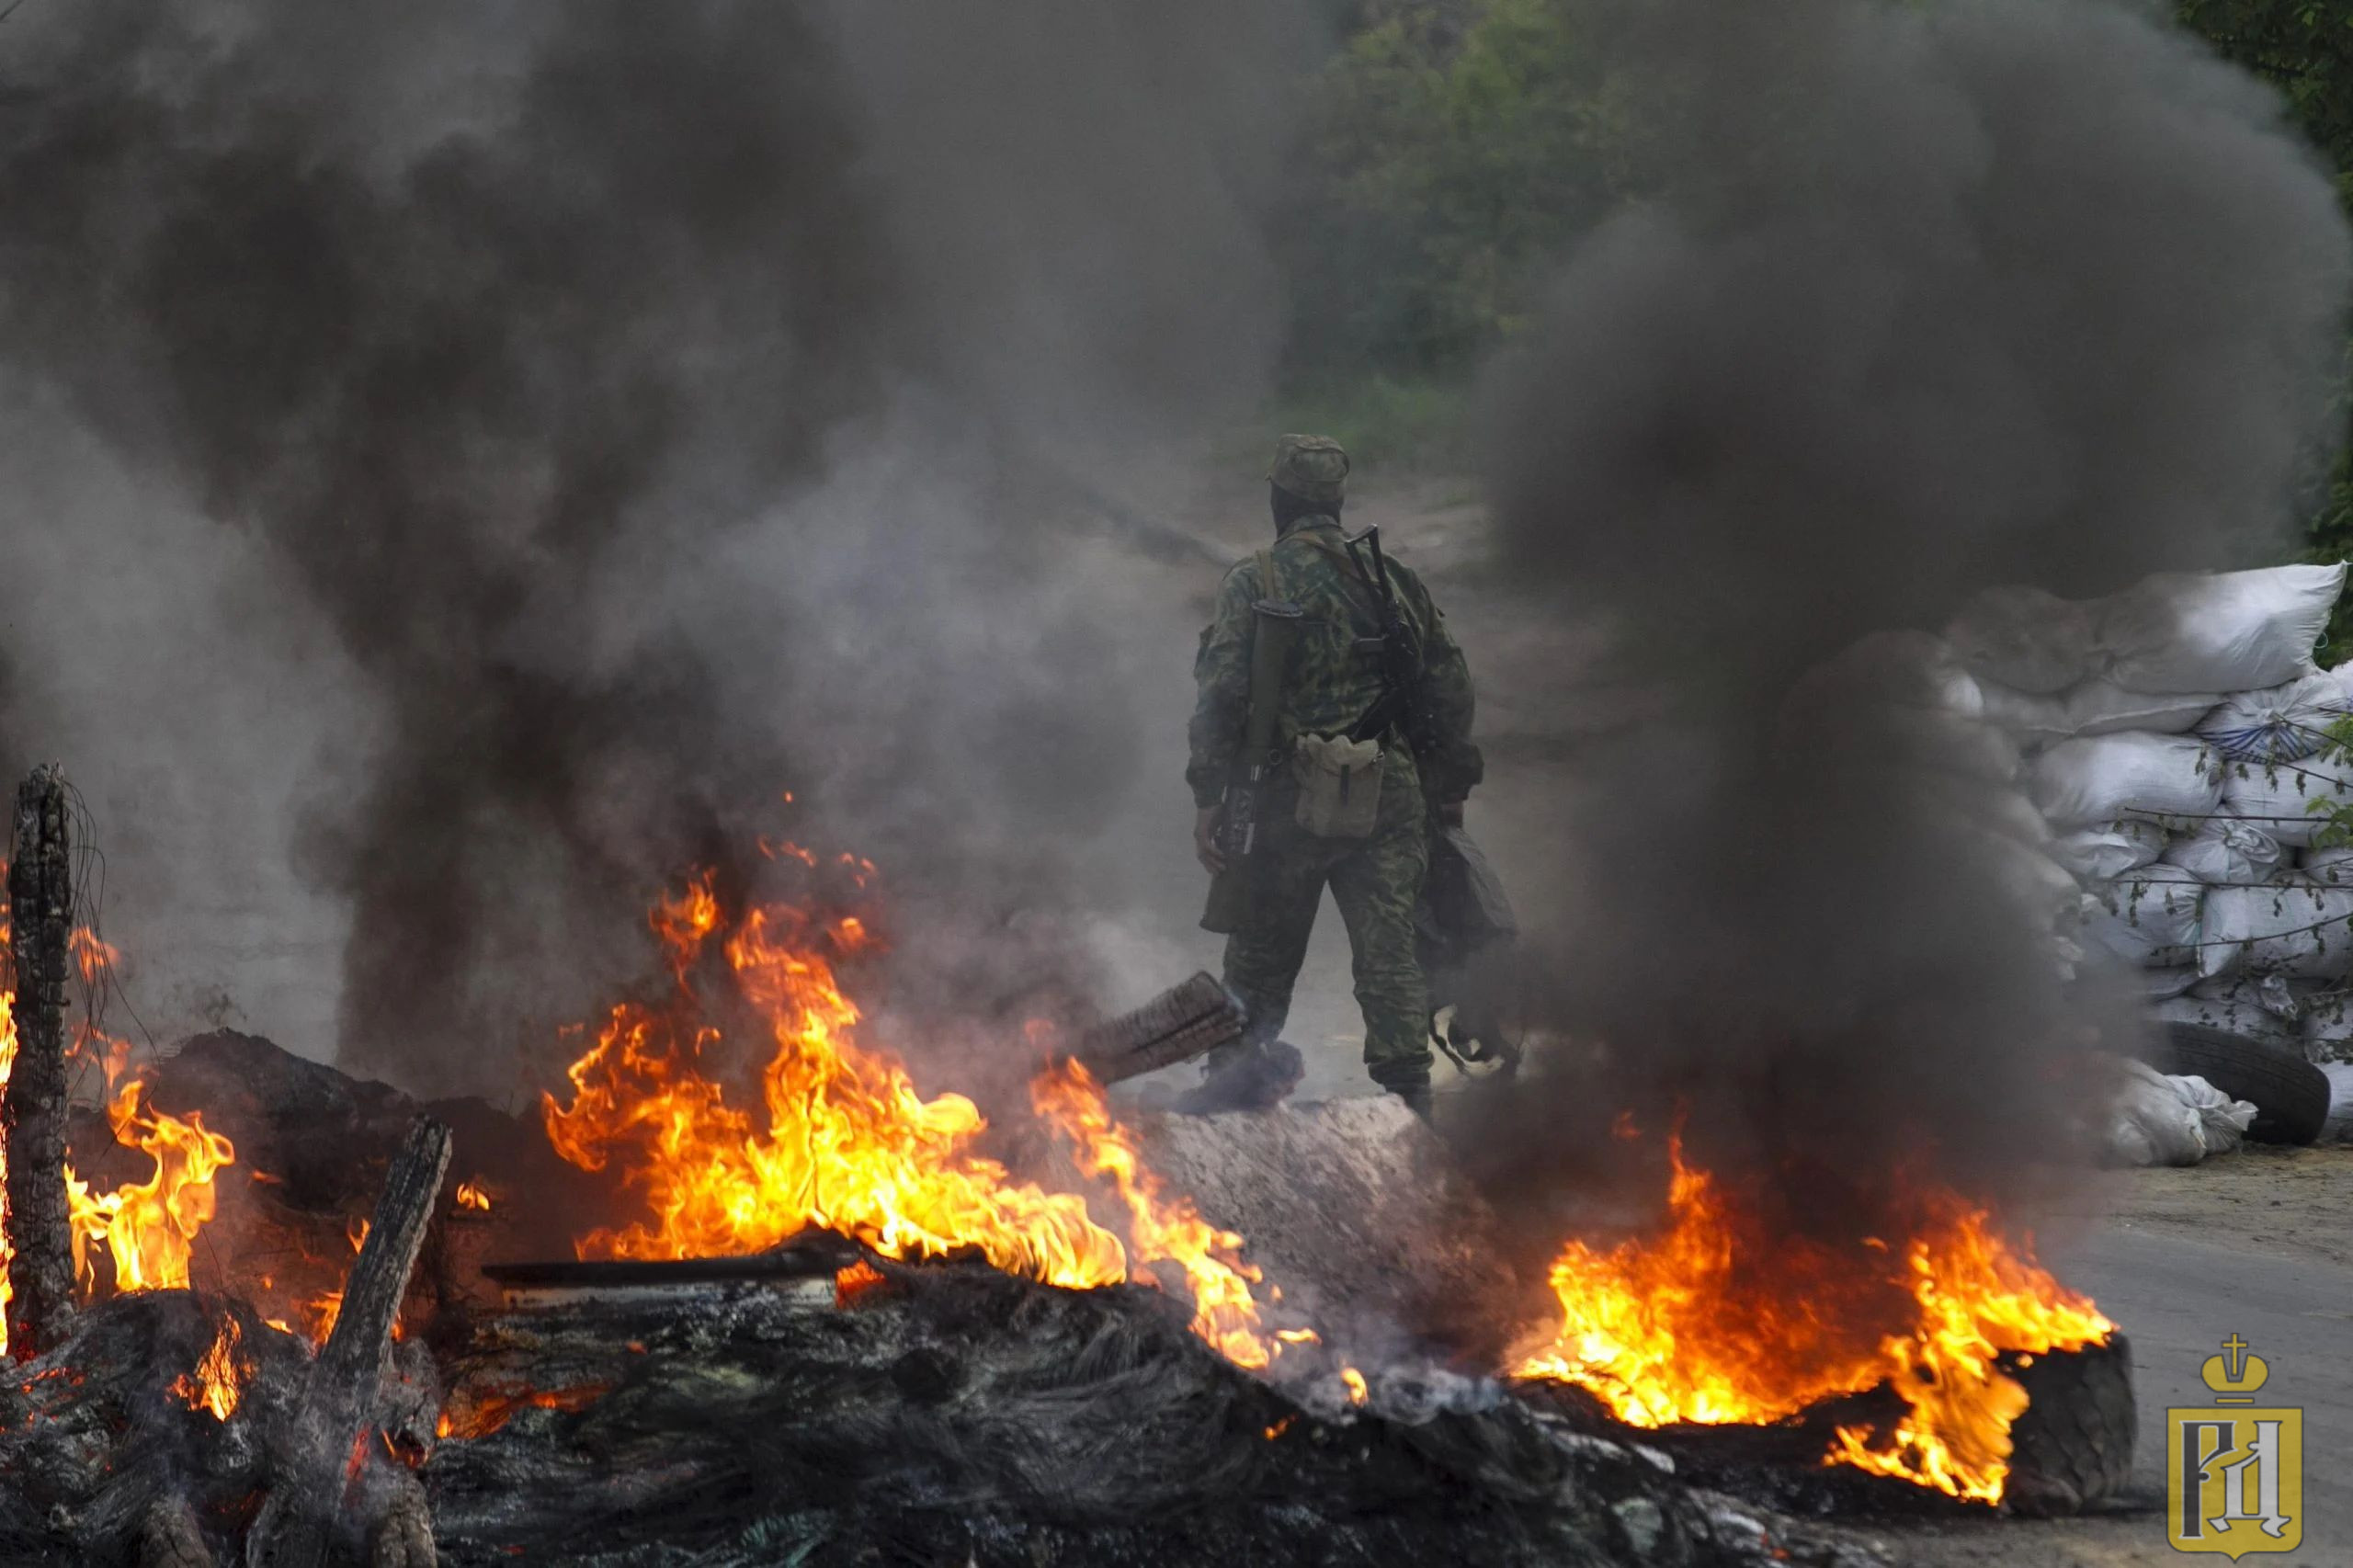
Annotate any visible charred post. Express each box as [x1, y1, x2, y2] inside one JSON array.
[[247, 1115, 452, 1568], [5, 764, 76, 1358]]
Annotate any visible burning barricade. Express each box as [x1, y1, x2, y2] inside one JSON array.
[[0, 761, 2140, 1567]]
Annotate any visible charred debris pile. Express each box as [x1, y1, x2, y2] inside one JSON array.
[[0, 767, 2128, 1567], [0, 1028, 1880, 1568]]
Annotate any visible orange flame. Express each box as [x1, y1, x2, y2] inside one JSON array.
[[69, 928, 119, 987], [1029, 1060, 1276, 1368], [455, 1179, 493, 1212], [1514, 1133, 2111, 1503], [0, 906, 235, 1355], [438, 1381, 609, 1440], [542, 869, 1285, 1365], [544, 874, 1128, 1285], [307, 1217, 372, 1346], [67, 1079, 237, 1296], [834, 1258, 887, 1308], [171, 1313, 246, 1421], [1, 973, 15, 1355]]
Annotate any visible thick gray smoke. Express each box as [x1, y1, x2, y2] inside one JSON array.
[[1472, 0, 2350, 1204], [0, 2, 1313, 1094]]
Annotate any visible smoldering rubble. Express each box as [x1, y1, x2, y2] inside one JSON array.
[[0, 1028, 1896, 1568]]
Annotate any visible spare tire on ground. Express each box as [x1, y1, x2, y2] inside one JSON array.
[[2137, 1023, 2330, 1145]]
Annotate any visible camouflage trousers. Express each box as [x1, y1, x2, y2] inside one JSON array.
[[1217, 754, 1432, 1093]]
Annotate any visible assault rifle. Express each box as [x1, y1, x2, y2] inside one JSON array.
[[1341, 528, 1521, 1075], [1200, 597, 1305, 935], [1342, 526, 1446, 764]]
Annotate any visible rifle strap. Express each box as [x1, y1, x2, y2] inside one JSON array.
[[1245, 545, 1288, 755], [1293, 530, 1385, 609], [1347, 691, 1405, 747]]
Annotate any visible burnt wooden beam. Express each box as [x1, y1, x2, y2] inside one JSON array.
[[137, 1495, 215, 1568], [246, 1115, 452, 1568], [1067, 971, 1245, 1086], [6, 764, 75, 1357], [483, 1231, 858, 1292]]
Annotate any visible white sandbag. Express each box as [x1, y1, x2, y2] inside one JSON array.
[[1813, 631, 1987, 718], [2084, 865, 2204, 969], [2105, 1060, 2216, 1165], [2052, 820, 2166, 880], [2176, 1073, 2258, 1157], [2101, 563, 2347, 695], [1944, 585, 2099, 695], [2162, 821, 2286, 885], [2299, 987, 2353, 1060], [1915, 772, 2058, 853], [2138, 966, 2200, 1002], [2321, 1062, 2353, 1143], [2029, 732, 2222, 829], [2215, 748, 2353, 848], [1984, 835, 2086, 926], [1871, 706, 2022, 786], [2199, 872, 2353, 980], [2197, 668, 2353, 764], [2302, 843, 2353, 882], [2154, 974, 2302, 1040], [1975, 677, 2221, 745]]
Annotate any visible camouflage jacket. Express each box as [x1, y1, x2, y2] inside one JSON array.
[[1188, 515, 1482, 810]]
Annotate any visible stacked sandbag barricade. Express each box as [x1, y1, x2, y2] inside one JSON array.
[[1932, 564, 2352, 1150]]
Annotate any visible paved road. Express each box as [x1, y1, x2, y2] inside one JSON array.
[[2064, 1226, 2351, 1551]]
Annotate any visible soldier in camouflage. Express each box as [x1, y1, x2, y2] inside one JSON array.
[[1186, 435, 1482, 1115]]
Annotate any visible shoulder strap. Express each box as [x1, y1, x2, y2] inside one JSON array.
[[1290, 529, 1362, 581], [1255, 545, 1279, 603]]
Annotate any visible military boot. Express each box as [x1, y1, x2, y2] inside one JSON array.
[[1172, 1040, 1303, 1115], [1388, 1083, 1435, 1121]]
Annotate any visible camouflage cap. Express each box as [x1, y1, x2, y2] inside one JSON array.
[[1267, 433, 1349, 508]]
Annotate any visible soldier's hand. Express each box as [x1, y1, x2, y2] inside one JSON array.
[[1195, 806, 1227, 874], [1437, 799, 1465, 828]]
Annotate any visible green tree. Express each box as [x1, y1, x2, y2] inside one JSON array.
[[1281, 0, 1631, 381]]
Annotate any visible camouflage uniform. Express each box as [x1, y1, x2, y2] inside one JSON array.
[[1188, 436, 1481, 1094]]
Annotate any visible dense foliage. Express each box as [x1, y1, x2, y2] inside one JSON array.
[[1281, 0, 1627, 381], [2175, 0, 2353, 579]]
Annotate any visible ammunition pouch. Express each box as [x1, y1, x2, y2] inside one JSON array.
[[1290, 733, 1384, 839]]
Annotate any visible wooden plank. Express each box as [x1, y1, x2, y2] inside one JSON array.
[[1069, 972, 1244, 1085], [5, 764, 76, 1357]]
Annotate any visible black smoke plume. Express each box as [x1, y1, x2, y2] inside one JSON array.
[[0, 3, 898, 1088], [0, 2, 1312, 1093], [1472, 0, 2349, 1206]]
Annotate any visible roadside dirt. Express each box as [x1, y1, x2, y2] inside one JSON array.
[[2083, 1143, 2353, 1269]]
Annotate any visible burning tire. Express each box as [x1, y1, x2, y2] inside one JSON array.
[[2000, 1335, 2136, 1517], [2144, 1023, 2330, 1145]]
